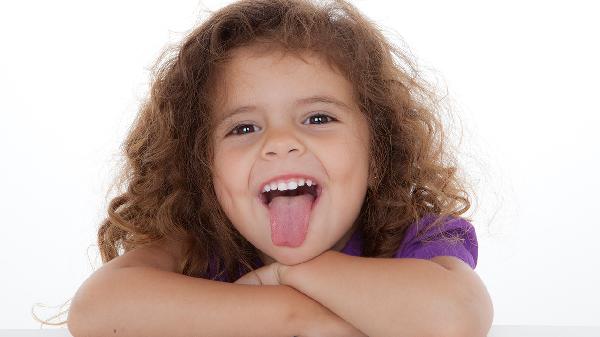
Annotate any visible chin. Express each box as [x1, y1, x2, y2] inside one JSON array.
[[271, 247, 329, 266]]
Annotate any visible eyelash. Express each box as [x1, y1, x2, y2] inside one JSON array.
[[226, 113, 338, 137]]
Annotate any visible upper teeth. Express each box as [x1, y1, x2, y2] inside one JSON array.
[[262, 178, 314, 193]]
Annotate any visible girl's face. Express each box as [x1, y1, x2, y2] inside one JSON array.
[[211, 46, 370, 266]]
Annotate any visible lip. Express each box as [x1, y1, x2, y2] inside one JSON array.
[[256, 173, 322, 195]]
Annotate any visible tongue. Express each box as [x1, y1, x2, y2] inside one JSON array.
[[268, 194, 314, 247]]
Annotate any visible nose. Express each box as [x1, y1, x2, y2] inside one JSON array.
[[261, 126, 305, 160]]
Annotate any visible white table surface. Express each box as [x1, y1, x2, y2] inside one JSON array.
[[1, 325, 599, 336]]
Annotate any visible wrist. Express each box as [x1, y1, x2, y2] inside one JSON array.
[[279, 250, 343, 287], [282, 285, 319, 336]]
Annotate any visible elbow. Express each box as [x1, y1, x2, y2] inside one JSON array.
[[67, 296, 89, 337], [67, 289, 95, 337], [67, 269, 116, 337], [446, 278, 494, 337], [68, 281, 107, 337]]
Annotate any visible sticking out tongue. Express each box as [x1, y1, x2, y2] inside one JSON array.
[[268, 194, 315, 247]]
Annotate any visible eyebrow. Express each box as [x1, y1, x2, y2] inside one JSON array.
[[218, 94, 353, 124]]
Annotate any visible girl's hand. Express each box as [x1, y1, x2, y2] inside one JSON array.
[[234, 253, 367, 336], [233, 261, 287, 286], [284, 252, 368, 337]]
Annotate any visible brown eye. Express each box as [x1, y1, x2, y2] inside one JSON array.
[[228, 124, 258, 136], [305, 113, 336, 125]]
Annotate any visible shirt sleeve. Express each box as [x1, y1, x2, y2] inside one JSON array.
[[394, 214, 479, 269]]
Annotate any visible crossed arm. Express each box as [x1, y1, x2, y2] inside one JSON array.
[[275, 250, 494, 337], [68, 241, 493, 337]]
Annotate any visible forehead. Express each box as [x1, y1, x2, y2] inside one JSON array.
[[211, 46, 356, 112], [225, 45, 343, 78]]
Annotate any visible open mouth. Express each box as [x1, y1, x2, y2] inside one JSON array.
[[257, 182, 323, 248], [259, 184, 321, 207]]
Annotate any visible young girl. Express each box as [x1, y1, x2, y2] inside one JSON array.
[[67, 0, 493, 336]]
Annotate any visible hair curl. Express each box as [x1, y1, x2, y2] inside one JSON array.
[[97, 0, 473, 283]]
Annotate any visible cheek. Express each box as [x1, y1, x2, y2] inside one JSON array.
[[213, 146, 251, 201], [212, 150, 238, 209], [212, 177, 231, 213], [329, 133, 369, 177], [213, 145, 245, 182]]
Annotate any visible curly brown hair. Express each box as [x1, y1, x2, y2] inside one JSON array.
[[97, 0, 473, 283]]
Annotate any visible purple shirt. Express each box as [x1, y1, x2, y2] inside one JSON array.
[[210, 214, 478, 282]]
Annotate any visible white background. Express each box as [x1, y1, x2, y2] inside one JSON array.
[[1, 0, 598, 329]]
